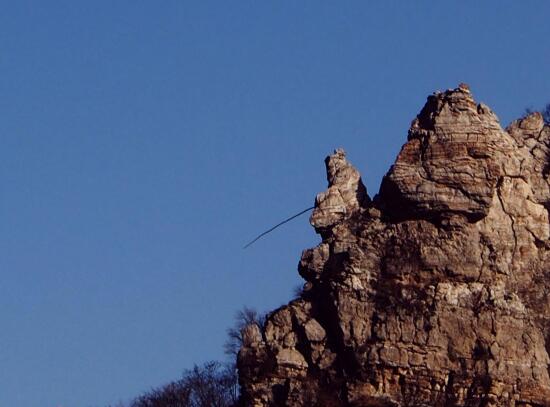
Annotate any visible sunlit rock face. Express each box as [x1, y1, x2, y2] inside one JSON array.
[[238, 85, 550, 406], [380, 84, 507, 222]]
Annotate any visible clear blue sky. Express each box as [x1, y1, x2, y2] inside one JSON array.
[[1, 2, 549, 406]]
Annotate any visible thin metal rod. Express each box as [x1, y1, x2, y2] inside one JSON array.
[[243, 206, 315, 249]]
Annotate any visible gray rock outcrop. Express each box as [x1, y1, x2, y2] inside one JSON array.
[[238, 86, 550, 406]]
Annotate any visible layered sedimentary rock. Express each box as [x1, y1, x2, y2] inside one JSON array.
[[238, 85, 550, 406]]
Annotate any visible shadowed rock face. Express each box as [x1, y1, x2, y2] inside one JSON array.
[[238, 86, 550, 406]]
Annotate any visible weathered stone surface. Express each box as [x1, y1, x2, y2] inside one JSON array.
[[238, 86, 550, 406], [379, 84, 511, 222], [310, 148, 369, 232]]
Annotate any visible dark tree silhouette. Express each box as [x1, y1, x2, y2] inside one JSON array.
[[543, 103, 550, 124], [111, 306, 266, 407], [108, 306, 266, 406], [131, 381, 191, 407], [128, 361, 238, 407]]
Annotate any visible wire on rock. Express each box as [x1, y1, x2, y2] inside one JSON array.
[[243, 206, 315, 249]]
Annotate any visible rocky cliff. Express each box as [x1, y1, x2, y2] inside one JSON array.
[[238, 85, 550, 406]]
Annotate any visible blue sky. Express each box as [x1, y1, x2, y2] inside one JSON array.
[[1, 2, 549, 406]]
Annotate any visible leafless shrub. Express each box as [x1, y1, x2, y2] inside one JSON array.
[[129, 362, 237, 407]]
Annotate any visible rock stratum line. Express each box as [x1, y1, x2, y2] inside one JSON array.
[[238, 85, 550, 406]]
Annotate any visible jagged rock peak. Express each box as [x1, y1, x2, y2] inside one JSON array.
[[238, 85, 550, 406], [379, 85, 513, 222]]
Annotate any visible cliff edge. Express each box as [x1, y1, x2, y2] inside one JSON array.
[[238, 85, 550, 406]]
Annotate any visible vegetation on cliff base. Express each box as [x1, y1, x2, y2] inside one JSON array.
[[108, 307, 265, 407], [126, 362, 238, 407]]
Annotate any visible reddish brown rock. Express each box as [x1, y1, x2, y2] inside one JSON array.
[[238, 86, 550, 406]]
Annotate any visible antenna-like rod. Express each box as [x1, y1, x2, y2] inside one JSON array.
[[243, 206, 315, 249]]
